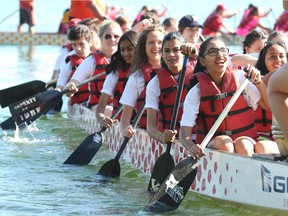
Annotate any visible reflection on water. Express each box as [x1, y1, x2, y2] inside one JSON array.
[[18, 45, 35, 61]]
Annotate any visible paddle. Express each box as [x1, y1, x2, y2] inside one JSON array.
[[0, 79, 56, 108], [63, 105, 124, 165], [0, 117, 16, 130], [97, 102, 146, 177], [147, 56, 189, 192], [8, 72, 106, 126], [0, 9, 19, 24], [144, 73, 251, 213]]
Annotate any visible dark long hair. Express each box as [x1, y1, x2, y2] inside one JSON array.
[[255, 41, 287, 75], [130, 24, 166, 74], [105, 30, 139, 74]]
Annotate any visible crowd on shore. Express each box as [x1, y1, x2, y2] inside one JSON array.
[[46, 1, 288, 160]]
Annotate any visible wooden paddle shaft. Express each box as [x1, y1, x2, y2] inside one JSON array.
[[76, 72, 106, 88], [61, 72, 106, 95], [46, 78, 57, 85], [200, 78, 250, 149]]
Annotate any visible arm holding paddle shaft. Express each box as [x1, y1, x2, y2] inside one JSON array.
[[180, 66, 261, 159], [120, 105, 136, 138], [96, 92, 118, 128], [145, 69, 253, 213], [147, 108, 177, 144]]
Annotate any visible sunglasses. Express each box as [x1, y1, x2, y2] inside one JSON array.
[[104, 33, 120, 40], [202, 47, 229, 57], [264, 41, 286, 48]]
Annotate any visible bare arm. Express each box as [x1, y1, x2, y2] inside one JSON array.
[[246, 66, 270, 111], [120, 105, 135, 138], [268, 63, 288, 139], [86, 1, 106, 21], [96, 93, 116, 127], [222, 10, 238, 18], [231, 54, 257, 67], [179, 126, 205, 159], [146, 108, 177, 144], [255, 81, 271, 111]]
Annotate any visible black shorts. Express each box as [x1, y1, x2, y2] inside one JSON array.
[[19, 8, 34, 26]]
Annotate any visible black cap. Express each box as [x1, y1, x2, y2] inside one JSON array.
[[178, 15, 203, 29]]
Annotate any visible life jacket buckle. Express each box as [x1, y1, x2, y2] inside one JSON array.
[[215, 92, 228, 100], [221, 130, 233, 136]]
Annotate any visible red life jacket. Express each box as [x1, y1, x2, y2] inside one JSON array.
[[156, 67, 193, 133], [236, 11, 259, 35], [253, 107, 272, 134], [202, 12, 222, 35], [112, 66, 130, 120], [88, 51, 109, 108], [194, 68, 258, 143], [135, 63, 156, 129], [274, 12, 288, 31], [67, 54, 89, 105]]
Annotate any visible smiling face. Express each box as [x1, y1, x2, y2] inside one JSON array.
[[182, 26, 201, 44], [265, 44, 287, 72], [145, 31, 164, 66], [200, 39, 229, 77], [100, 25, 122, 57], [162, 39, 184, 74], [120, 39, 135, 64]]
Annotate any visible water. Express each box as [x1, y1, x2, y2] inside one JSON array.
[[0, 0, 286, 215]]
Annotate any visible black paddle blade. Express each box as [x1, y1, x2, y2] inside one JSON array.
[[148, 152, 175, 193], [8, 90, 62, 125], [64, 131, 103, 165], [97, 159, 120, 177], [0, 80, 46, 108], [0, 117, 16, 130], [144, 157, 198, 213]]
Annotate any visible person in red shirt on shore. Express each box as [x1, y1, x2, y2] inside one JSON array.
[[69, 0, 106, 21], [202, 4, 237, 36], [17, 0, 35, 34]]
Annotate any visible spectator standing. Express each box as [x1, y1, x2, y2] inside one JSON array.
[[17, 0, 35, 34]]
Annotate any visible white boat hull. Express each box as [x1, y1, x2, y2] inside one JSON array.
[[68, 103, 288, 211]]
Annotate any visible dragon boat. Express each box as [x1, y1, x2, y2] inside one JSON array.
[[67, 103, 288, 212]]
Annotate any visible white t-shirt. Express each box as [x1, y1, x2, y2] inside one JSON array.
[[119, 69, 145, 107], [180, 70, 261, 127], [56, 50, 75, 87], [145, 74, 180, 111], [101, 70, 119, 97], [53, 46, 70, 71], [71, 55, 96, 82]]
